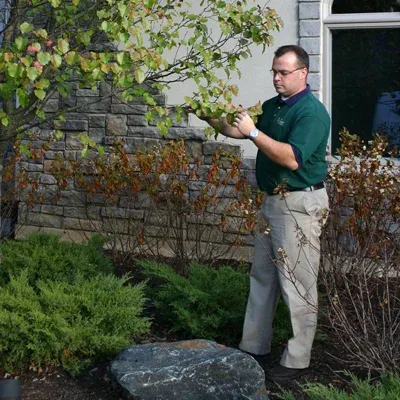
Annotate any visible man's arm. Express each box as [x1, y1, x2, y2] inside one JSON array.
[[206, 116, 247, 139], [252, 133, 299, 170], [187, 107, 247, 139], [233, 112, 299, 170]]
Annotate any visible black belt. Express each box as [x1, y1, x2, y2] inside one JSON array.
[[289, 181, 325, 192]]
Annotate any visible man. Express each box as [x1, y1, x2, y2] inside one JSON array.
[[197, 45, 330, 382]]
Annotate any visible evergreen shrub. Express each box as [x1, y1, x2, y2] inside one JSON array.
[[139, 260, 291, 346], [0, 270, 150, 375], [0, 233, 113, 287]]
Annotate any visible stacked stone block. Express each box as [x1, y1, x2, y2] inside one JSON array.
[[299, 0, 322, 99]]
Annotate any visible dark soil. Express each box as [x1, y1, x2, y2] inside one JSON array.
[[7, 254, 365, 400]]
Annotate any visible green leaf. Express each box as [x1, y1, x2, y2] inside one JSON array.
[[35, 28, 48, 39], [7, 63, 19, 78], [97, 145, 105, 157], [134, 67, 145, 84], [17, 89, 29, 107], [118, 3, 127, 16], [65, 51, 78, 65], [15, 36, 28, 50], [49, 0, 62, 7], [78, 31, 92, 46], [34, 89, 46, 100], [101, 21, 110, 32], [1, 117, 9, 126], [37, 52, 51, 65], [55, 130, 63, 140], [51, 54, 62, 68], [99, 53, 111, 64], [20, 22, 34, 34], [21, 56, 33, 67], [35, 79, 50, 89], [116, 52, 126, 65], [27, 67, 40, 81], [92, 68, 103, 80], [81, 147, 89, 158], [56, 39, 69, 54]]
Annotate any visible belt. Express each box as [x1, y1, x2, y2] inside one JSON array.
[[289, 181, 325, 192]]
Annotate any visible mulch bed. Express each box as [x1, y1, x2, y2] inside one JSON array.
[[5, 254, 367, 399], [16, 332, 355, 400]]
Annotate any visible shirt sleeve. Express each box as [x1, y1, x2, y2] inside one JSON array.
[[288, 115, 329, 164]]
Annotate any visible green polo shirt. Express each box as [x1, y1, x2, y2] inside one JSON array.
[[255, 87, 330, 195]]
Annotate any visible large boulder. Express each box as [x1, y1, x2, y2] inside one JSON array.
[[109, 339, 269, 400]]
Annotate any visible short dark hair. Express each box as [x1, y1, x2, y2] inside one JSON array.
[[274, 45, 309, 70]]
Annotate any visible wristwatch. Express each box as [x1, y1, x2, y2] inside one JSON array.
[[249, 128, 259, 141]]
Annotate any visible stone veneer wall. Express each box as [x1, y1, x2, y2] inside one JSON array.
[[299, 0, 323, 98], [15, 81, 257, 261]]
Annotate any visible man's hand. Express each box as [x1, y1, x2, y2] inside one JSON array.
[[232, 112, 256, 138]]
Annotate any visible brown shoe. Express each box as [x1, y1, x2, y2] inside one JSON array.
[[265, 364, 308, 383]]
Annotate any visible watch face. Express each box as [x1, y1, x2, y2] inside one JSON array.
[[250, 129, 258, 139]]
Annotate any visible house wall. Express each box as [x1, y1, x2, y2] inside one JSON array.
[[167, 0, 301, 159], [169, 0, 327, 159], [14, 1, 329, 261]]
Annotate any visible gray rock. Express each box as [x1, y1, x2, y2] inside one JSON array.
[[203, 142, 241, 156], [59, 120, 89, 131], [43, 98, 59, 112], [106, 115, 127, 136], [77, 97, 111, 113], [111, 104, 147, 114], [109, 339, 269, 400], [89, 114, 106, 128]]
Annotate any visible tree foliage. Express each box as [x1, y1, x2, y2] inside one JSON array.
[[0, 0, 282, 154]]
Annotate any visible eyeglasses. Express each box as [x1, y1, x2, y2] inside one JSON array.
[[270, 67, 306, 77]]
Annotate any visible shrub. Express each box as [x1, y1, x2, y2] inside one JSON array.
[[279, 373, 400, 400], [139, 260, 291, 346], [0, 270, 150, 376], [320, 131, 400, 373], [0, 233, 113, 287], [36, 139, 262, 275]]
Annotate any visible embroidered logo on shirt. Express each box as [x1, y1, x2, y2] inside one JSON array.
[[276, 117, 285, 126]]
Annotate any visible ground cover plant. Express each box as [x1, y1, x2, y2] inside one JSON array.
[[139, 259, 292, 347], [279, 373, 400, 400], [0, 233, 150, 376], [0, 232, 112, 286]]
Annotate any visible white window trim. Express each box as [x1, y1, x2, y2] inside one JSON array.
[[322, 2, 400, 159]]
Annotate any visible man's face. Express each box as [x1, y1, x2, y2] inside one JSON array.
[[271, 52, 307, 98]]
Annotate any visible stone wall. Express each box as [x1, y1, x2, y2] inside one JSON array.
[[15, 82, 257, 261], [299, 0, 323, 99]]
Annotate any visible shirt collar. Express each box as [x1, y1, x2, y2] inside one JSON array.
[[278, 84, 311, 106]]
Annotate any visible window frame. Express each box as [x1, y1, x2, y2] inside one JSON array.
[[322, 1, 400, 156]]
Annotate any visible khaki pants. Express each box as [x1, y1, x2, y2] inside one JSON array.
[[239, 188, 329, 368]]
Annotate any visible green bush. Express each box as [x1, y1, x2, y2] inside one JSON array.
[[0, 233, 113, 287], [0, 270, 150, 376], [279, 373, 400, 400], [139, 260, 291, 346]]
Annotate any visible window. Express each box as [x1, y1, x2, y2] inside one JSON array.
[[324, 0, 400, 156], [331, 28, 400, 154], [332, 0, 400, 14]]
